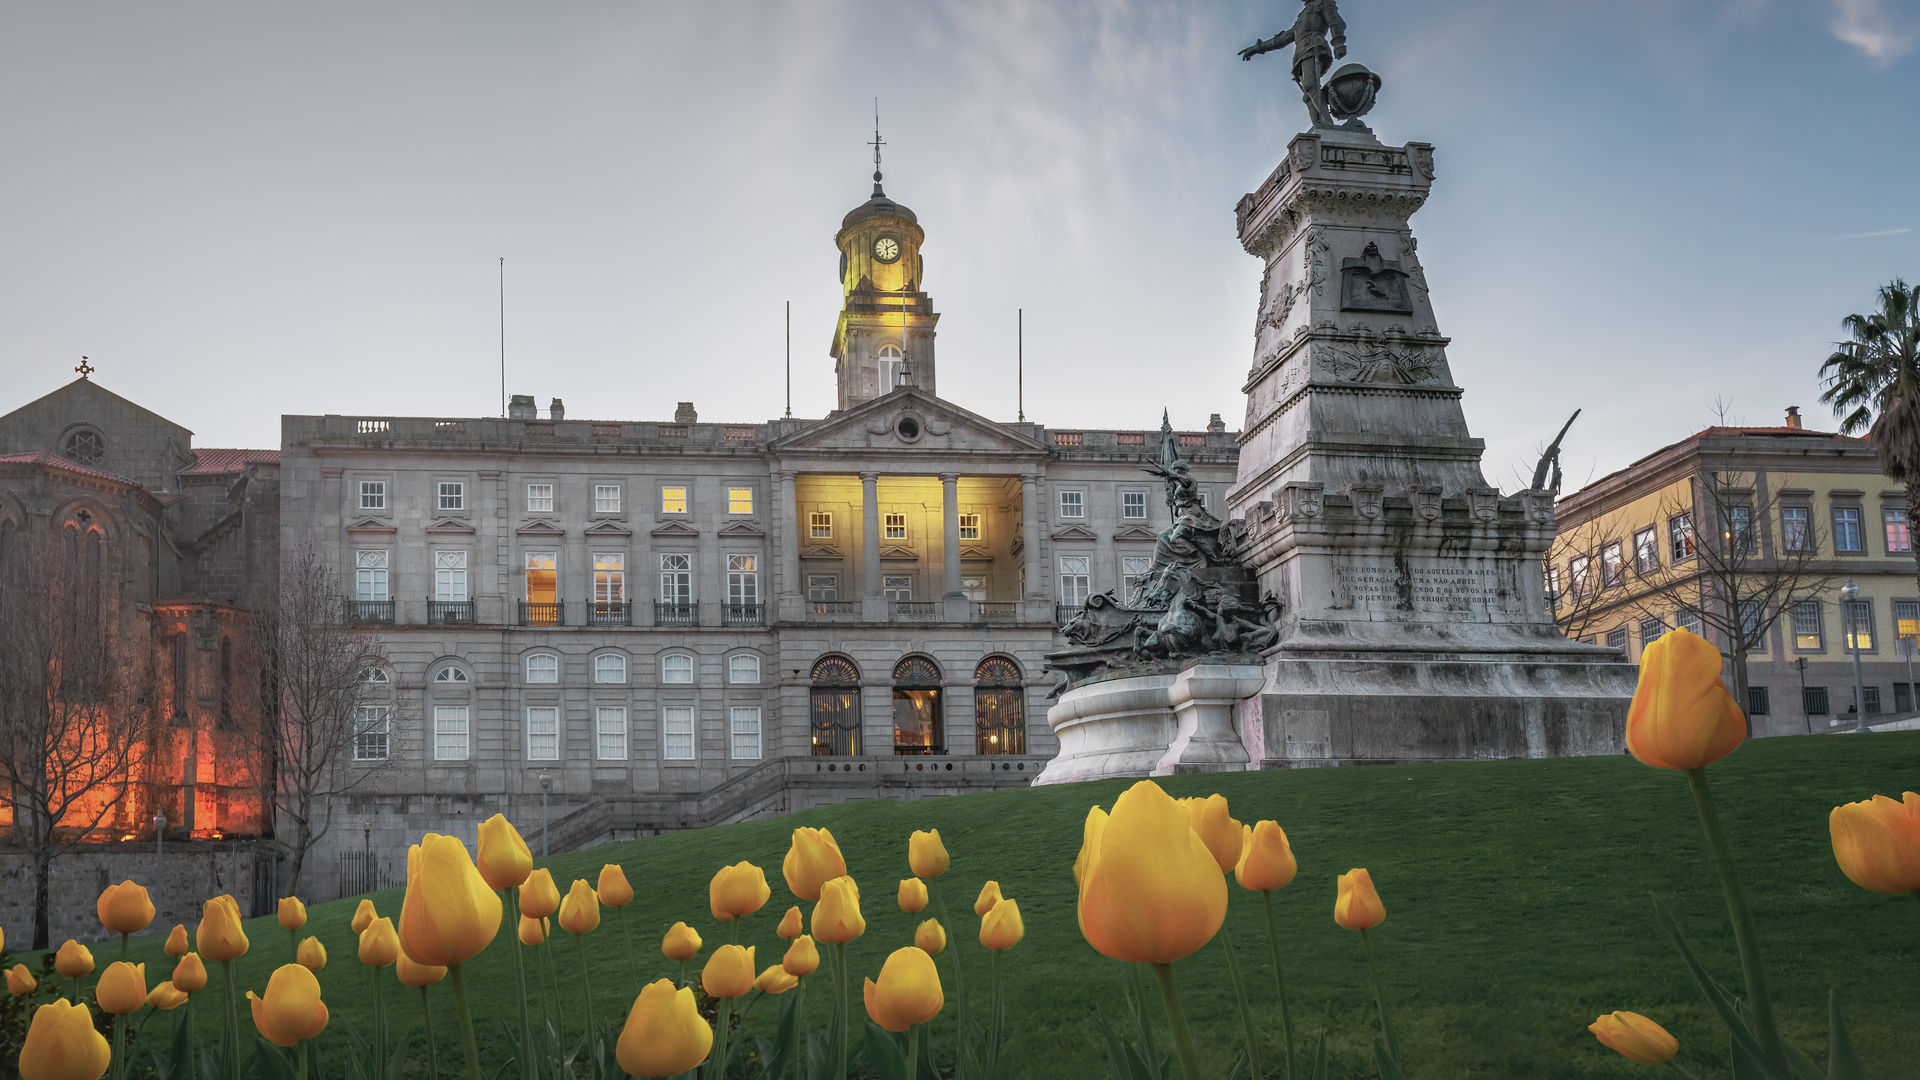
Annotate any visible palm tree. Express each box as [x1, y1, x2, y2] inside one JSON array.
[[1819, 278, 1920, 589]]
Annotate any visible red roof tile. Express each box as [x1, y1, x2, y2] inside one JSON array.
[[0, 451, 135, 485], [183, 448, 280, 474]]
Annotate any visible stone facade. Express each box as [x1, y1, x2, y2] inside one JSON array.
[[0, 846, 274, 947]]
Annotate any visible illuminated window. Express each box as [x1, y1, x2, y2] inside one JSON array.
[[1121, 492, 1148, 520], [729, 654, 760, 684], [1834, 506, 1863, 553], [526, 483, 554, 514], [885, 513, 907, 540], [1844, 599, 1874, 652], [892, 655, 944, 754], [661, 706, 696, 761], [526, 707, 560, 760], [809, 655, 862, 755], [1886, 508, 1911, 553], [661, 653, 694, 684], [525, 653, 559, 683], [810, 511, 833, 539], [596, 707, 627, 760], [1059, 556, 1091, 608], [433, 706, 469, 760], [525, 552, 557, 612], [359, 481, 386, 511], [1895, 599, 1920, 639], [728, 487, 754, 515], [1792, 601, 1823, 650], [353, 707, 390, 761], [730, 706, 762, 759], [1669, 513, 1694, 561], [959, 513, 981, 540], [594, 653, 627, 684], [594, 484, 621, 515], [974, 656, 1025, 755], [1059, 491, 1085, 518], [437, 482, 464, 512], [1722, 504, 1754, 556], [661, 486, 688, 514]]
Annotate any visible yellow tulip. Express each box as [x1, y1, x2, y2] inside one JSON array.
[[598, 863, 635, 908], [351, 898, 378, 935], [171, 952, 207, 993], [96, 880, 155, 936], [662, 921, 703, 963], [94, 961, 146, 1015], [476, 813, 533, 891], [1075, 780, 1228, 964], [973, 880, 1002, 916], [520, 867, 561, 919], [518, 916, 551, 947], [862, 946, 944, 1032], [54, 940, 93, 979], [396, 952, 447, 988], [898, 877, 928, 913], [616, 980, 713, 1079], [163, 924, 189, 957], [1588, 1011, 1679, 1064], [197, 894, 249, 962], [276, 896, 307, 932], [776, 905, 804, 940], [782, 827, 848, 901], [701, 944, 756, 1000], [1179, 794, 1244, 874], [147, 981, 190, 1011], [359, 917, 401, 968], [248, 963, 330, 1048], [980, 898, 1025, 951], [914, 918, 947, 956], [1625, 626, 1745, 770], [1334, 868, 1386, 930], [1235, 821, 1297, 892], [755, 964, 799, 995], [908, 828, 950, 878], [8, 964, 39, 996], [782, 934, 820, 977], [18, 999, 110, 1080], [558, 878, 601, 935], [1829, 791, 1920, 894], [811, 875, 866, 944], [708, 861, 771, 922], [296, 937, 327, 972], [399, 833, 503, 967]]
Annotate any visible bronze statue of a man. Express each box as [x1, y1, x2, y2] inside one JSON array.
[[1240, 0, 1348, 128]]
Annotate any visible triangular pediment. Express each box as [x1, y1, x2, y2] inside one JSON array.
[[769, 387, 1048, 456], [959, 545, 995, 560], [345, 517, 396, 535], [1051, 524, 1098, 542], [651, 520, 701, 538], [1113, 526, 1159, 542], [879, 545, 919, 561], [801, 545, 844, 561], [716, 521, 765, 539], [515, 519, 566, 537], [425, 518, 475, 535], [583, 520, 633, 537]]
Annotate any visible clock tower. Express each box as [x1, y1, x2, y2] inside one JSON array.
[[831, 128, 938, 411]]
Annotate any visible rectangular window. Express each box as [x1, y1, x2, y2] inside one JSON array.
[[594, 484, 622, 515], [1059, 556, 1091, 607], [594, 653, 627, 684], [659, 553, 692, 603], [661, 486, 688, 514], [883, 575, 913, 601], [1803, 686, 1830, 715], [434, 550, 468, 601], [961, 574, 987, 602], [1545, 566, 1561, 608], [1793, 600, 1823, 650], [526, 706, 560, 761], [1121, 491, 1148, 520], [526, 483, 555, 514], [1845, 599, 1874, 652], [1568, 555, 1591, 599], [1747, 686, 1770, 716], [1606, 626, 1628, 650], [662, 706, 696, 761], [525, 653, 559, 683], [1600, 542, 1624, 588], [1122, 556, 1152, 603], [1676, 609, 1703, 636], [359, 480, 386, 511], [1059, 491, 1085, 518], [885, 512, 907, 540], [959, 513, 981, 540], [596, 706, 628, 760], [1887, 507, 1912, 553], [1781, 506, 1812, 552], [1834, 506, 1863, 553], [525, 552, 557, 606], [594, 553, 625, 603], [352, 706, 390, 761], [727, 554, 759, 605], [1899, 683, 1914, 712], [355, 550, 390, 601], [808, 574, 838, 602], [810, 511, 833, 539], [1669, 512, 1695, 561], [1864, 686, 1882, 714], [661, 653, 695, 684], [1896, 599, 1920, 640], [729, 654, 760, 684], [1739, 600, 1765, 650], [730, 706, 762, 760], [1633, 527, 1658, 573], [728, 487, 754, 515], [1724, 504, 1754, 556], [1640, 617, 1665, 646], [433, 705, 469, 761], [438, 481, 464, 512]]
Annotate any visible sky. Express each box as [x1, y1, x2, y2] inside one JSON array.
[[1, 0, 1916, 489]]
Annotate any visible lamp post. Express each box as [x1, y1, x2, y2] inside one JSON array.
[[1903, 634, 1917, 717], [1841, 578, 1869, 734], [153, 812, 166, 856], [538, 772, 553, 857]]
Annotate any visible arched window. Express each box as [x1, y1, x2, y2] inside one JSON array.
[[218, 637, 234, 726], [60, 427, 105, 467], [974, 656, 1026, 755], [809, 655, 862, 756], [892, 655, 943, 755], [433, 665, 469, 683], [525, 652, 559, 684], [878, 344, 904, 392]]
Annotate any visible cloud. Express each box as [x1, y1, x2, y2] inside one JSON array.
[[1829, 0, 1918, 62], [1821, 226, 1915, 240]]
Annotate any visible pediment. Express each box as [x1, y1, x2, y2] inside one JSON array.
[[1051, 524, 1098, 542], [958, 545, 995, 560], [425, 518, 475, 535], [879, 545, 919, 561], [769, 387, 1048, 456], [716, 520, 765, 539], [515, 519, 566, 537], [583, 520, 633, 538], [345, 517, 396, 536], [1113, 526, 1159, 542], [651, 520, 701, 538], [801, 545, 844, 561]]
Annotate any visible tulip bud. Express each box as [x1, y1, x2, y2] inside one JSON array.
[[616, 980, 713, 1079], [1179, 795, 1244, 874], [297, 938, 327, 972], [248, 963, 331, 1048], [1829, 791, 1920, 894], [7, 964, 38, 996], [973, 880, 1001, 916], [661, 921, 703, 963], [811, 876, 866, 945], [776, 905, 804, 940], [97, 880, 156, 936], [908, 829, 950, 878], [1075, 780, 1228, 965], [755, 965, 799, 995], [95, 961, 147, 1015], [897, 877, 928, 914], [351, 898, 378, 935], [1588, 1011, 1679, 1064], [598, 863, 635, 908], [980, 898, 1024, 951], [396, 952, 447, 988], [359, 917, 401, 968], [197, 894, 249, 962], [701, 944, 755, 1000], [147, 981, 190, 1011], [1625, 627, 1745, 771], [782, 934, 820, 977], [477, 814, 534, 891], [1334, 868, 1385, 930], [19, 1000, 110, 1080], [782, 827, 847, 902], [277, 896, 307, 932], [398, 833, 503, 968], [54, 940, 94, 979], [863, 946, 944, 1032], [1235, 820, 1297, 892], [164, 924, 189, 957], [558, 879, 601, 935], [518, 915, 550, 947], [708, 861, 771, 923], [914, 918, 947, 956], [171, 952, 208, 994], [520, 867, 561, 919]]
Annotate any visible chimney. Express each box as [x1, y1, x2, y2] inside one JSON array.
[[674, 402, 697, 423], [549, 397, 565, 421], [1207, 413, 1226, 434], [508, 394, 536, 420], [1785, 405, 1803, 430]]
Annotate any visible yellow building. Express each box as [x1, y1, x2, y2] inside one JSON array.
[[1552, 407, 1920, 735]]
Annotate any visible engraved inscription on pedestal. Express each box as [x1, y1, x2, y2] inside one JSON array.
[[1334, 562, 1502, 612]]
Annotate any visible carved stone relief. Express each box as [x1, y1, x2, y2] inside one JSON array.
[[1339, 242, 1413, 314], [1319, 338, 1442, 385]]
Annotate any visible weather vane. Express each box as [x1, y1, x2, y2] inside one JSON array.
[[75, 356, 94, 379], [867, 99, 885, 194]]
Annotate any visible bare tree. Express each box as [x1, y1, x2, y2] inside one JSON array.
[[247, 541, 391, 895], [1546, 515, 1629, 644], [0, 523, 147, 948]]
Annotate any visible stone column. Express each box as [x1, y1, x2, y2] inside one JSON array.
[[777, 470, 801, 622], [1020, 470, 1047, 622], [861, 472, 884, 621], [941, 472, 967, 619]]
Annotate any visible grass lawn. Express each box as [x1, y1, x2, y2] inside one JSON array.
[[15, 731, 1920, 1078]]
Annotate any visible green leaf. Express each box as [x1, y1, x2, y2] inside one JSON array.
[[1312, 1033, 1330, 1080], [250, 1036, 297, 1080], [1827, 992, 1865, 1080], [860, 1022, 909, 1080], [1653, 895, 1775, 1067], [1374, 1037, 1408, 1080]]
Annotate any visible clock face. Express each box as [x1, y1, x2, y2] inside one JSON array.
[[873, 236, 901, 263]]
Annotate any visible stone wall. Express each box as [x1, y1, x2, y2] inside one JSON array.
[[0, 846, 274, 948]]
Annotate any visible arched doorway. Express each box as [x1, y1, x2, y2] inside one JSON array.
[[809, 655, 862, 756], [892, 655, 943, 754], [974, 656, 1025, 754]]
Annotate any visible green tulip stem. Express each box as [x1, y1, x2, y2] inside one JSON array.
[[448, 962, 485, 1080], [1127, 963, 1159, 1066], [835, 942, 851, 1080], [419, 985, 441, 1080], [293, 1041, 308, 1080], [1219, 927, 1265, 1080], [1358, 928, 1400, 1063], [109, 1012, 126, 1080], [904, 1021, 920, 1080], [371, 962, 387, 1080], [540, 939, 562, 1036], [221, 958, 242, 1080], [790, 977, 806, 1080], [932, 884, 967, 1065], [574, 932, 597, 1046], [1260, 891, 1296, 1080], [1149, 963, 1202, 1080], [1685, 766, 1785, 1071], [505, 887, 535, 1080], [712, 995, 734, 1080], [987, 948, 1006, 1077], [680, 959, 690, 990], [119, 931, 129, 964]]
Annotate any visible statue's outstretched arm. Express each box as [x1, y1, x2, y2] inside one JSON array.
[[1239, 28, 1294, 61]]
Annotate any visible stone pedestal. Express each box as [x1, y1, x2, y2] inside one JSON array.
[[1033, 661, 1263, 785]]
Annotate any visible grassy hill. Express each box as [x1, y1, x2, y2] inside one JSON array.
[[17, 732, 1920, 1078]]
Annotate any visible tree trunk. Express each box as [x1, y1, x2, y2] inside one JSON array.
[[1730, 651, 1754, 737], [1907, 482, 1920, 596], [285, 813, 312, 898], [32, 844, 52, 950]]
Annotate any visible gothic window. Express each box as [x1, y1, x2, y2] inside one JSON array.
[[171, 633, 190, 722], [218, 637, 234, 726], [974, 656, 1025, 755], [809, 655, 862, 756], [892, 655, 943, 755], [60, 427, 105, 467]]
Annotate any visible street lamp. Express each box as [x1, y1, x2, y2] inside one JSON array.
[[1841, 578, 1869, 735], [538, 772, 553, 857], [153, 812, 166, 856]]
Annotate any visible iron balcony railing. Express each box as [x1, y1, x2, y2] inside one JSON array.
[[343, 600, 394, 625], [588, 601, 631, 627], [428, 600, 476, 626], [723, 603, 765, 627], [655, 601, 698, 627], [519, 601, 564, 627]]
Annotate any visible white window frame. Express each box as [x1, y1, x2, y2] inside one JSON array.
[[594, 552, 625, 604], [809, 511, 833, 539], [884, 575, 913, 601], [1059, 556, 1091, 607], [525, 706, 560, 761], [730, 706, 762, 760], [433, 666, 469, 683], [593, 652, 628, 684], [958, 512, 981, 540], [1834, 506, 1864, 553], [1844, 598, 1875, 653], [661, 653, 695, 684], [1632, 527, 1658, 574], [1887, 507, 1912, 554], [1600, 541, 1624, 588], [1793, 600, 1824, 650], [525, 652, 559, 684], [660, 553, 692, 603], [1895, 599, 1920, 640], [884, 512, 908, 540], [355, 550, 390, 602], [1669, 512, 1695, 562], [593, 484, 622, 515], [437, 481, 465, 512], [1121, 491, 1148, 520], [433, 705, 469, 761], [1058, 490, 1085, 519], [359, 480, 386, 511], [595, 706, 628, 760], [808, 574, 838, 602], [878, 344, 904, 390], [727, 554, 759, 605], [524, 551, 557, 602], [434, 550, 469, 601], [660, 485, 689, 515], [661, 705, 696, 761], [728, 653, 761, 684], [352, 706, 390, 762], [1121, 556, 1151, 602], [1782, 505, 1813, 552], [728, 487, 754, 515], [526, 482, 555, 514]]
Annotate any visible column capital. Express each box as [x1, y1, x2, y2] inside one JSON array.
[[773, 469, 795, 483], [938, 472, 961, 484], [859, 471, 880, 484]]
